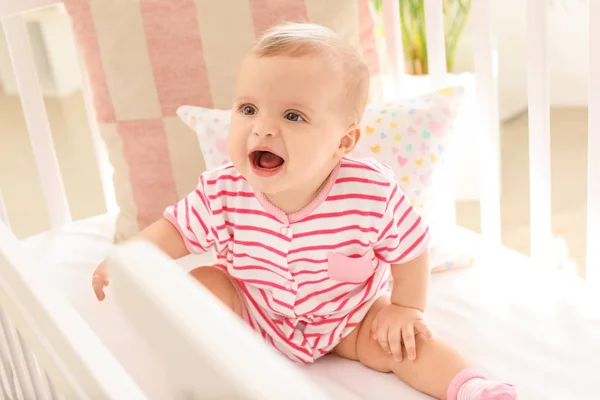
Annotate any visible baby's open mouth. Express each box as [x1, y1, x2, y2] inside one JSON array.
[[250, 150, 285, 170]]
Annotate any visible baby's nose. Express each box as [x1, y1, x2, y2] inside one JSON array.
[[252, 115, 280, 137], [253, 129, 274, 137]]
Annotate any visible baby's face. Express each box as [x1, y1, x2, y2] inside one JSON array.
[[228, 54, 355, 196]]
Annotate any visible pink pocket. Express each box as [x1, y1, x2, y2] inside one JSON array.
[[327, 251, 375, 283]]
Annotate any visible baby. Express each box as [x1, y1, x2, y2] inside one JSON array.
[[93, 22, 516, 400]]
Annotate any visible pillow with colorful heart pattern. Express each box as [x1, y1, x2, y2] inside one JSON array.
[[350, 86, 478, 272], [176, 86, 478, 272]]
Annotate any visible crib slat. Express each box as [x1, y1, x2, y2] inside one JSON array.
[[423, 0, 457, 225], [0, 0, 61, 19], [46, 372, 60, 400], [588, 0, 600, 284], [2, 15, 72, 230], [0, 306, 36, 399], [382, 0, 404, 91], [78, 53, 119, 215], [472, 0, 502, 245], [423, 0, 447, 88], [526, 0, 552, 264], [0, 190, 10, 231], [0, 308, 20, 400], [19, 331, 52, 400]]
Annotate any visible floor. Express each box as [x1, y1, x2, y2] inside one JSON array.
[[0, 88, 590, 278]]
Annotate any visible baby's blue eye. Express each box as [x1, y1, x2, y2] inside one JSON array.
[[285, 112, 304, 122]]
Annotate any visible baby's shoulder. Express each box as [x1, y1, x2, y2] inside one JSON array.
[[198, 163, 251, 194], [337, 156, 399, 197]]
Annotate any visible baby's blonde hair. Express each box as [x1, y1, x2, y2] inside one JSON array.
[[251, 22, 370, 123]]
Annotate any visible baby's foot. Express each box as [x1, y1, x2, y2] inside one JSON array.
[[459, 379, 517, 400], [448, 369, 517, 400]]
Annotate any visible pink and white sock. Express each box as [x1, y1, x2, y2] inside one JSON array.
[[447, 369, 517, 400]]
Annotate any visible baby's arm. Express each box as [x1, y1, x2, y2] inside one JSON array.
[[373, 178, 431, 311], [389, 250, 430, 313], [93, 175, 219, 301], [92, 218, 189, 301], [130, 217, 190, 259]]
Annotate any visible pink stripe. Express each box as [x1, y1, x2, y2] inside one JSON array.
[[234, 240, 287, 258], [219, 222, 291, 242], [378, 219, 395, 242], [206, 174, 246, 185], [248, 0, 308, 37], [298, 277, 329, 288], [295, 282, 353, 306], [393, 194, 406, 216], [288, 239, 372, 255], [288, 257, 327, 265], [163, 210, 207, 253], [309, 291, 350, 315], [238, 283, 312, 357], [233, 252, 287, 272], [259, 289, 277, 313], [335, 177, 389, 187], [301, 209, 383, 223], [377, 217, 427, 252], [190, 206, 209, 235], [387, 228, 430, 264], [244, 279, 296, 293], [400, 216, 423, 242], [63, 0, 116, 123], [387, 185, 399, 212], [208, 190, 255, 200], [139, 0, 212, 114], [326, 193, 387, 202], [357, 0, 381, 76], [294, 225, 378, 238], [342, 163, 379, 172], [196, 178, 210, 210], [118, 119, 178, 229], [272, 297, 294, 310], [213, 206, 280, 222], [335, 298, 350, 312], [232, 265, 288, 280], [292, 267, 328, 276], [312, 275, 375, 316]]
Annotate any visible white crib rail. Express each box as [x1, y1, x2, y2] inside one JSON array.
[[423, 0, 447, 89], [588, 0, 600, 284], [526, 0, 552, 265], [2, 12, 71, 230], [472, 0, 502, 246], [381, 1, 596, 281], [0, 222, 147, 399]]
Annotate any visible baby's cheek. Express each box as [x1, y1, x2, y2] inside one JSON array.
[[226, 135, 244, 163]]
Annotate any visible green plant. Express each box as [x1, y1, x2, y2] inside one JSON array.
[[371, 0, 471, 75]]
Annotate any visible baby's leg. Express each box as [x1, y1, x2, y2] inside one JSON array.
[[188, 266, 244, 318], [334, 296, 515, 400]]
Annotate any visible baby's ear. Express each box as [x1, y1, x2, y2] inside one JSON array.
[[338, 124, 361, 156]]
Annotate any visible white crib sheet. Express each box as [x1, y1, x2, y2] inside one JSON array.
[[21, 214, 600, 399]]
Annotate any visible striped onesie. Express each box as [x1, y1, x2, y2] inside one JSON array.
[[164, 156, 430, 364]]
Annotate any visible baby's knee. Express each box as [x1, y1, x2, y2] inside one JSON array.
[[358, 331, 433, 373], [189, 267, 243, 316]]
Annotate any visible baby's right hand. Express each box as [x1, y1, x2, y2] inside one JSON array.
[[92, 262, 109, 301]]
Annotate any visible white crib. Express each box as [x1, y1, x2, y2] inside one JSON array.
[[1, 0, 599, 399]]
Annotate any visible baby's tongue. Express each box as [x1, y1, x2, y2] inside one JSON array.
[[258, 152, 284, 169]]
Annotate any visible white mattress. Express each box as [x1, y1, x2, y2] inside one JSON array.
[[21, 214, 600, 399]]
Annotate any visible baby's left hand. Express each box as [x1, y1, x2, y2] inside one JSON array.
[[371, 303, 433, 362]]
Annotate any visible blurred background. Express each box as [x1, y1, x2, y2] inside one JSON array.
[[0, 0, 589, 276]]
